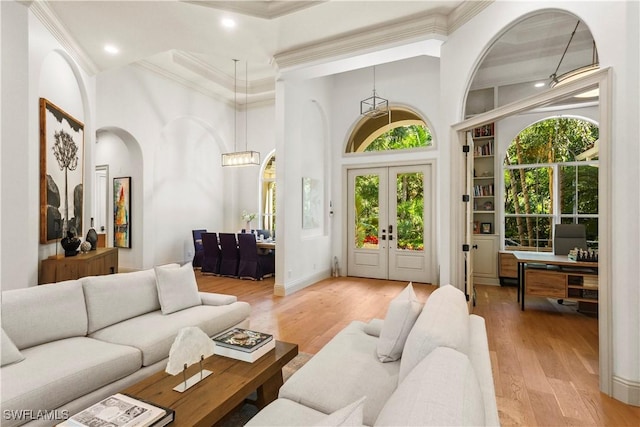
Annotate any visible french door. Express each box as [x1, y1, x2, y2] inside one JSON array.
[[347, 165, 434, 283]]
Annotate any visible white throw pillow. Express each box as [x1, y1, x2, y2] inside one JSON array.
[[155, 263, 202, 315], [314, 396, 366, 427], [1, 328, 25, 367], [376, 282, 422, 362]]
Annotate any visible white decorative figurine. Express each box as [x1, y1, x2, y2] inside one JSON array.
[[166, 326, 215, 392]]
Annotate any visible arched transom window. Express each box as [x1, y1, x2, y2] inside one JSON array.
[[346, 108, 432, 153]]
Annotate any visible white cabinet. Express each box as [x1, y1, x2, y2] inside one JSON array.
[[473, 234, 499, 284]]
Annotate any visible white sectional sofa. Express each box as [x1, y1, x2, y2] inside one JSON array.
[[247, 284, 500, 426], [0, 263, 250, 427]]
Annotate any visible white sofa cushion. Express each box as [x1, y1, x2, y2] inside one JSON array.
[[1, 328, 24, 367], [82, 268, 162, 333], [90, 302, 251, 366], [399, 284, 470, 383], [377, 283, 422, 362], [0, 337, 141, 427], [155, 263, 202, 314], [245, 398, 329, 426], [469, 314, 500, 426], [279, 321, 400, 426], [314, 396, 366, 427], [375, 347, 485, 426], [1, 280, 87, 349]]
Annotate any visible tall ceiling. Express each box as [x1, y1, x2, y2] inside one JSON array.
[[29, 0, 479, 103], [28, 1, 596, 106]]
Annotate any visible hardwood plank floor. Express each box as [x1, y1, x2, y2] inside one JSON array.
[[196, 273, 640, 426]]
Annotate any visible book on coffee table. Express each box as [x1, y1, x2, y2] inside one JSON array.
[[59, 393, 171, 427], [212, 328, 275, 362]]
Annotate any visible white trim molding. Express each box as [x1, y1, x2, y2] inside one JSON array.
[[613, 376, 640, 406]]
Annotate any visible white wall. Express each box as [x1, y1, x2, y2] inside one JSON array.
[[275, 77, 332, 295], [329, 56, 443, 284], [441, 0, 639, 405], [1, 4, 95, 289], [96, 65, 242, 268]]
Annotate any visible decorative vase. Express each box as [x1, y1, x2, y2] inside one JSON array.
[[86, 217, 98, 250], [60, 231, 81, 257], [245, 221, 251, 232]]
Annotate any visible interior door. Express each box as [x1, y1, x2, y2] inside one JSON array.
[[465, 132, 475, 305], [347, 165, 433, 282]]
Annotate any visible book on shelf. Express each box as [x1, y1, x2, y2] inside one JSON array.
[[59, 393, 173, 427], [212, 327, 275, 362]]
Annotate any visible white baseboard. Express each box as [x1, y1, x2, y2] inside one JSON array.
[[275, 269, 331, 296], [612, 375, 640, 406]]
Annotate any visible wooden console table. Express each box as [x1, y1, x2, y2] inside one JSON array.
[[39, 247, 118, 284], [512, 251, 598, 311]]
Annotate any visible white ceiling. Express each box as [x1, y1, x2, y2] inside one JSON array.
[[29, 0, 476, 104], [28, 2, 596, 106]]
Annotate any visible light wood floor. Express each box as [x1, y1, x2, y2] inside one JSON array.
[[196, 273, 640, 426]]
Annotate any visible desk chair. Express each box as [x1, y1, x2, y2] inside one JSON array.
[[553, 223, 587, 255]]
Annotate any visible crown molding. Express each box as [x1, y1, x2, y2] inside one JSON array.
[[29, 0, 100, 75], [182, 0, 325, 19], [172, 51, 275, 97], [447, 0, 493, 34], [135, 60, 274, 108], [274, 11, 449, 71]]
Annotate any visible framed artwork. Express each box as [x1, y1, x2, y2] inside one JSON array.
[[302, 177, 320, 229], [481, 222, 492, 234], [113, 177, 131, 248], [39, 98, 85, 243]]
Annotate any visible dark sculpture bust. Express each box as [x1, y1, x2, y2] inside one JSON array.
[[61, 230, 81, 257]]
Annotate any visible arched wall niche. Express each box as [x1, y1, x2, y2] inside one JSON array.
[[95, 126, 143, 271], [37, 49, 92, 260], [152, 116, 226, 267]]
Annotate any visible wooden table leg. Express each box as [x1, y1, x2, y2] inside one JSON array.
[[255, 370, 284, 409]]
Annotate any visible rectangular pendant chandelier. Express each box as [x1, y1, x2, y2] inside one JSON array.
[[221, 150, 260, 167], [222, 59, 260, 168]]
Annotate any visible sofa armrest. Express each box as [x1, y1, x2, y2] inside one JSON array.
[[199, 292, 237, 306], [469, 314, 500, 427], [363, 318, 384, 337]]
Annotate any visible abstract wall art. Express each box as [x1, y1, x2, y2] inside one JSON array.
[[113, 176, 131, 248]]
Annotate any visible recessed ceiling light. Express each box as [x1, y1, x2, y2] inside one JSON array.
[[221, 18, 236, 29], [534, 82, 545, 88], [104, 44, 119, 55]]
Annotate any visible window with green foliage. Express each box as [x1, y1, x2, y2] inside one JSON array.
[[503, 118, 598, 251], [364, 125, 432, 152]]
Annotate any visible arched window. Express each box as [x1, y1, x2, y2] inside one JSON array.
[[260, 154, 276, 234], [346, 108, 432, 153], [503, 117, 599, 251]]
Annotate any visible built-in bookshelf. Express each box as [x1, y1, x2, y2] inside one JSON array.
[[472, 122, 499, 284]]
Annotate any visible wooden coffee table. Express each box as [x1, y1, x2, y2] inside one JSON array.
[[122, 341, 298, 426]]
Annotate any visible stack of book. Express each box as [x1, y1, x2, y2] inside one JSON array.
[[59, 393, 174, 427], [212, 328, 275, 363]]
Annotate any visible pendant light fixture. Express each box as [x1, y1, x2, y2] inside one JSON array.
[[222, 59, 260, 167], [549, 20, 599, 88], [360, 65, 389, 119]]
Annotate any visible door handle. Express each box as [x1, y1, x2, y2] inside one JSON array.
[[472, 244, 478, 249], [388, 225, 393, 241], [381, 229, 386, 240]]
